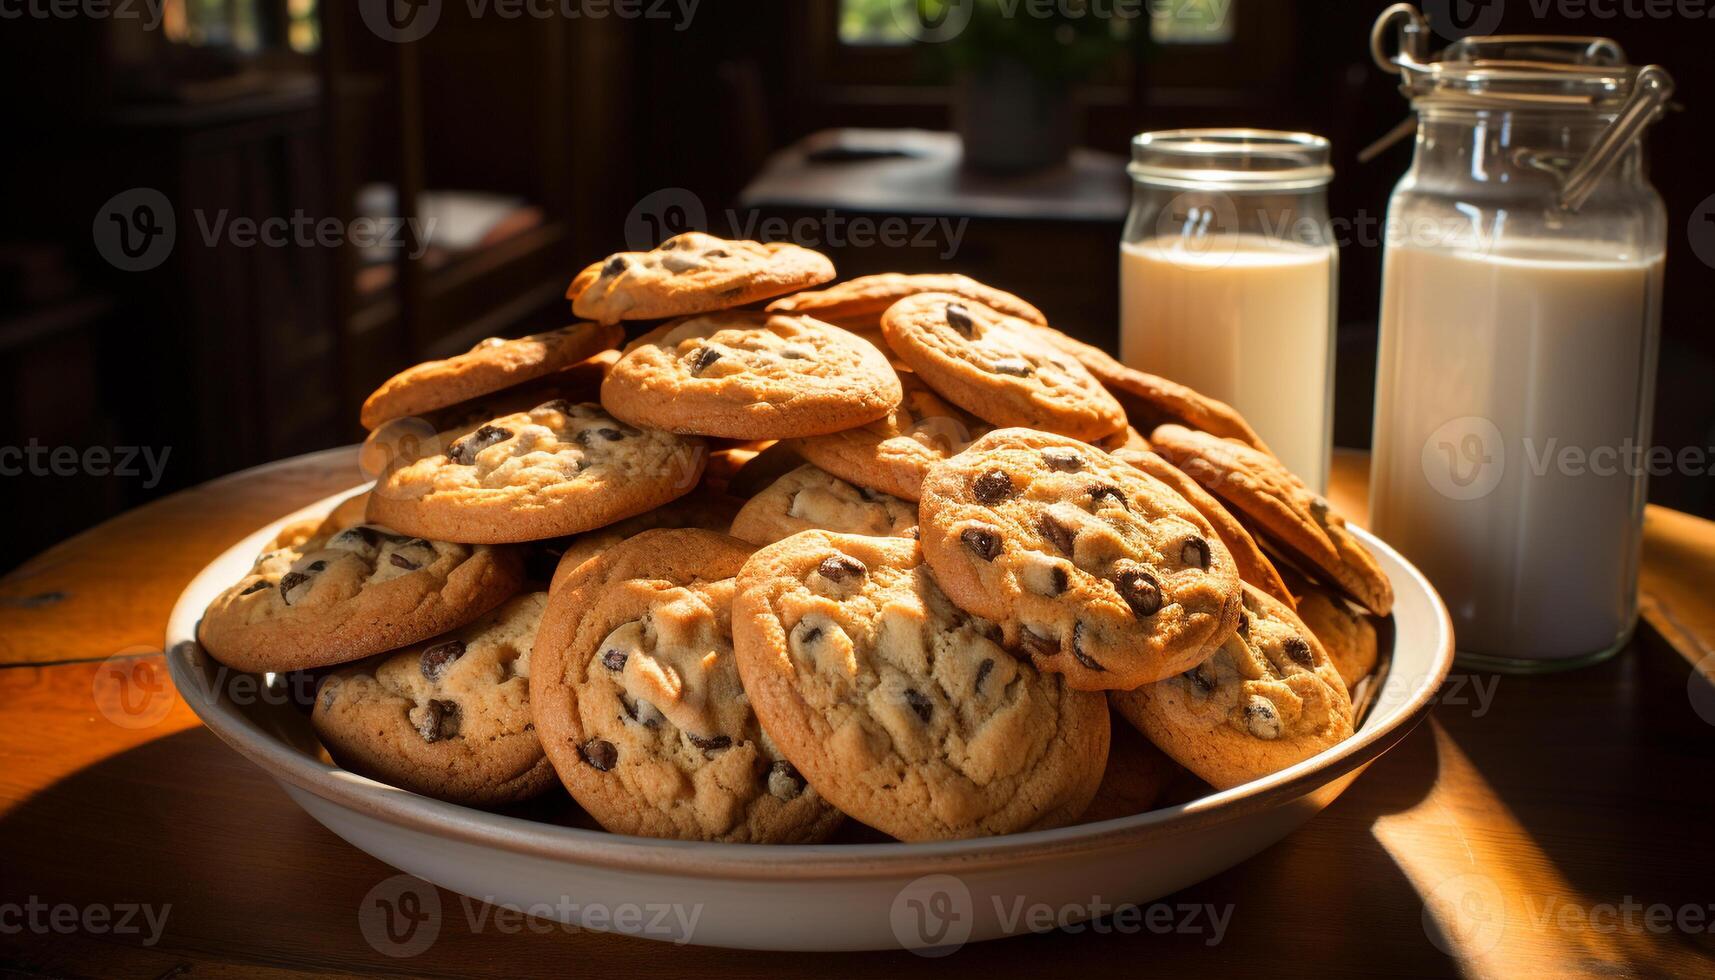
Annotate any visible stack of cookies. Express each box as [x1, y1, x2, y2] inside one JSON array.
[[197, 231, 1392, 843]]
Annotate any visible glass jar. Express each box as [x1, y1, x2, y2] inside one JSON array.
[[1366, 6, 1676, 672], [1120, 130, 1338, 491]]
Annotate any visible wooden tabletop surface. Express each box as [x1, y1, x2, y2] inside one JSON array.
[[2, 448, 1712, 978]]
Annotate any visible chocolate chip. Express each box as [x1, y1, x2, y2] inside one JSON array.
[[1037, 515, 1076, 556], [904, 688, 933, 723], [660, 239, 677, 250], [1018, 626, 1057, 658], [1284, 636, 1314, 668], [278, 571, 311, 605], [688, 733, 732, 752], [420, 640, 466, 681], [704, 249, 730, 259], [960, 527, 1001, 561], [620, 695, 660, 728], [688, 346, 723, 374], [1244, 697, 1282, 739], [1184, 665, 1215, 694], [536, 398, 573, 415], [580, 738, 618, 771], [602, 256, 627, 277], [781, 349, 807, 359], [239, 581, 270, 596], [390, 553, 422, 571], [817, 555, 867, 582], [576, 427, 625, 446], [991, 358, 1034, 377], [795, 623, 824, 647], [602, 648, 628, 671], [767, 760, 806, 800], [1114, 563, 1162, 618], [944, 302, 973, 334], [974, 658, 994, 693], [417, 699, 459, 743], [1071, 621, 1106, 672], [1236, 612, 1250, 638], [1088, 484, 1129, 511], [1181, 536, 1211, 570], [331, 526, 379, 549], [305, 560, 327, 573], [1041, 448, 1085, 472], [1048, 565, 1070, 596], [970, 468, 1015, 505], [448, 424, 513, 465]]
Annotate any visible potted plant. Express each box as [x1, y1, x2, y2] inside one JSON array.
[[922, 0, 1132, 173]]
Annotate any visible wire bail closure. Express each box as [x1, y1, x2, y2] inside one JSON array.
[[1364, 3, 1675, 212]]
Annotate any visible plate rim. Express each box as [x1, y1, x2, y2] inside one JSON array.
[[166, 482, 1454, 881]]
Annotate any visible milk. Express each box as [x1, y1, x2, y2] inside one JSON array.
[[1370, 243, 1664, 661], [1119, 235, 1337, 490]]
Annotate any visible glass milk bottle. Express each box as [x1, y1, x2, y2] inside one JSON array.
[[1367, 6, 1675, 671], [1120, 130, 1338, 491]]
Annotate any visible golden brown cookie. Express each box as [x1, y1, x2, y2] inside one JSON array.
[[729, 464, 918, 547], [368, 401, 707, 544], [311, 593, 556, 806], [600, 311, 904, 440], [1293, 587, 1379, 690], [732, 531, 1109, 840], [788, 371, 989, 502], [767, 273, 1047, 326], [918, 429, 1243, 691], [360, 323, 622, 430], [568, 233, 835, 323], [1150, 424, 1393, 616], [1110, 584, 1354, 790], [199, 524, 524, 674], [531, 529, 843, 842], [1114, 448, 1294, 607], [880, 293, 1126, 441]]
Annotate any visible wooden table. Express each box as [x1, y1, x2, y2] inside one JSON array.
[[2, 448, 1713, 978]]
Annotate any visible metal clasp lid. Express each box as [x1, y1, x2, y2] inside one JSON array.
[[1363, 3, 1676, 212]]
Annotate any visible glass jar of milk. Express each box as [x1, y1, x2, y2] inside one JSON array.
[[1120, 130, 1338, 491], [1368, 7, 1676, 671]]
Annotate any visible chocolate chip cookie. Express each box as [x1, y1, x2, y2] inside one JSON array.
[[767, 273, 1047, 327], [312, 593, 555, 806], [788, 371, 988, 502], [1149, 424, 1393, 616], [1110, 584, 1354, 790], [600, 311, 903, 439], [360, 323, 623, 430], [879, 293, 1126, 441], [569, 233, 836, 323], [918, 430, 1244, 691], [532, 529, 843, 842], [732, 531, 1108, 840], [729, 464, 918, 547], [1292, 586, 1379, 690], [368, 400, 707, 544], [1028, 328, 1273, 454], [199, 524, 524, 673], [1113, 447, 1294, 607]]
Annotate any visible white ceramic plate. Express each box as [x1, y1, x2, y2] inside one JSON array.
[[166, 486, 1453, 952]]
